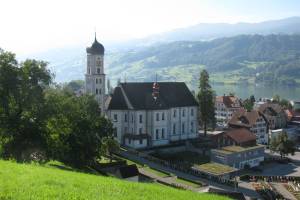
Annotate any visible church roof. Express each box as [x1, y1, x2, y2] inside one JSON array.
[[86, 38, 105, 55], [108, 87, 128, 110], [108, 82, 198, 110]]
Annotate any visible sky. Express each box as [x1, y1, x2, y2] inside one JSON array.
[[0, 0, 300, 56]]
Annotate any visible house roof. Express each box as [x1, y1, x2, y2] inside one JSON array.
[[216, 95, 241, 108], [108, 82, 198, 110], [213, 145, 264, 155], [118, 164, 139, 178], [257, 103, 283, 116], [192, 162, 237, 176], [226, 128, 256, 144], [108, 87, 128, 110], [229, 110, 267, 128]]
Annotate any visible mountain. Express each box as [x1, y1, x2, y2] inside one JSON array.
[[107, 34, 300, 89], [21, 17, 300, 88], [142, 17, 300, 44]]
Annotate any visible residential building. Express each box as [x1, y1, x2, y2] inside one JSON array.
[[107, 82, 199, 149], [256, 103, 287, 129], [85, 35, 106, 113], [215, 95, 242, 124], [210, 128, 257, 148], [229, 110, 269, 145], [211, 145, 265, 169]]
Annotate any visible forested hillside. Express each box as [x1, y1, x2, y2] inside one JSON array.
[[107, 34, 300, 89]]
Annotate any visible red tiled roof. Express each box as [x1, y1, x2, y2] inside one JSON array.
[[229, 110, 267, 128], [226, 128, 256, 144], [216, 96, 241, 108]]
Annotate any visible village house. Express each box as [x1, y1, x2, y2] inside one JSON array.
[[256, 103, 287, 130], [228, 110, 269, 145], [215, 95, 243, 124], [210, 128, 257, 148], [107, 82, 199, 149], [210, 144, 265, 169], [210, 128, 264, 169]]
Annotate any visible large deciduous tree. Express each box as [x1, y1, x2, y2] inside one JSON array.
[[197, 70, 216, 136], [270, 131, 296, 159], [0, 49, 52, 161]]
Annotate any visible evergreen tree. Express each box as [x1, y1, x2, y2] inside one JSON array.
[[197, 70, 216, 136]]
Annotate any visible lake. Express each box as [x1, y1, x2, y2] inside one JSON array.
[[212, 84, 300, 101]]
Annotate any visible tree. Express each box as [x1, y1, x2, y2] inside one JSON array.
[[0, 49, 52, 162], [243, 99, 254, 112], [65, 80, 84, 92], [197, 70, 216, 136], [270, 131, 296, 159], [250, 95, 256, 104], [100, 136, 120, 162], [45, 88, 114, 167], [272, 94, 281, 103]]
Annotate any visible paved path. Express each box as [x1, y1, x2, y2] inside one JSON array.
[[271, 183, 297, 200], [118, 150, 260, 199], [139, 168, 203, 192]]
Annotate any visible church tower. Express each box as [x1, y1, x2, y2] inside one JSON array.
[[85, 34, 106, 113]]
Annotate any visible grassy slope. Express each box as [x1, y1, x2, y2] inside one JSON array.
[[0, 160, 229, 200]]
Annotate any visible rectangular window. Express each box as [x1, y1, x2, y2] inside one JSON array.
[[191, 108, 194, 116], [139, 114, 143, 123], [173, 124, 176, 135], [162, 128, 165, 139], [96, 79, 98, 84], [173, 110, 176, 118], [139, 139, 143, 145], [162, 112, 165, 120], [99, 89, 101, 94], [113, 114, 118, 122], [88, 68, 91, 74], [131, 114, 134, 123], [96, 89, 98, 94], [156, 129, 159, 139], [182, 123, 185, 134], [139, 128, 142, 134], [182, 109, 185, 117], [97, 68, 100, 74], [156, 113, 159, 121], [99, 78, 102, 84], [191, 121, 194, 133], [124, 114, 128, 122]]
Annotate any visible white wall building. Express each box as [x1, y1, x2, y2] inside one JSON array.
[[107, 82, 199, 149], [215, 95, 242, 124], [85, 35, 106, 113]]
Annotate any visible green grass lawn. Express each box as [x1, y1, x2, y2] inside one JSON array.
[[0, 160, 230, 200]]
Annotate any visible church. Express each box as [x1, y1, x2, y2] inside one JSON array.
[[85, 36, 199, 149]]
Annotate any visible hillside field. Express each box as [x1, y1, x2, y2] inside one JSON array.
[[0, 160, 229, 200]]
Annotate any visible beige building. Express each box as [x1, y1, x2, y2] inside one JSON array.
[[215, 95, 243, 124]]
